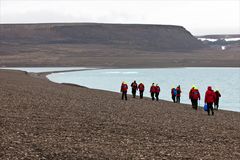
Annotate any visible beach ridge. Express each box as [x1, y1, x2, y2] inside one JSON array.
[[0, 69, 239, 159]]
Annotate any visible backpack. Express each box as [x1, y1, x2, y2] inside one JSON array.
[[204, 104, 208, 111], [192, 90, 199, 99], [138, 84, 144, 91], [173, 89, 177, 96], [123, 84, 127, 89], [132, 83, 137, 89]]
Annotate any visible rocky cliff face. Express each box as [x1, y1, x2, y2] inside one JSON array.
[[0, 23, 204, 51]]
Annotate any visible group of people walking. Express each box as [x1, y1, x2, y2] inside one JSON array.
[[204, 86, 221, 115], [121, 81, 161, 101], [150, 83, 161, 101], [129, 80, 145, 99], [189, 85, 221, 115], [121, 81, 221, 115], [171, 85, 182, 103]]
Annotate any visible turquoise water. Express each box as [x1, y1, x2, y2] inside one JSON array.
[[47, 68, 240, 112], [1, 67, 239, 112]]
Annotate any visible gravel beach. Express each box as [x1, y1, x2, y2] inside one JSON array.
[[0, 70, 240, 159]]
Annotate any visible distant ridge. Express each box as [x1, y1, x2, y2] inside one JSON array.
[[0, 23, 204, 51], [197, 34, 240, 47], [197, 34, 240, 39]]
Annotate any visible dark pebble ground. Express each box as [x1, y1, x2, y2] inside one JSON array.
[[0, 70, 239, 159]]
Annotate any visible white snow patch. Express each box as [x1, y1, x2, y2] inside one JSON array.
[[225, 38, 240, 41], [198, 37, 240, 42], [198, 38, 218, 42]]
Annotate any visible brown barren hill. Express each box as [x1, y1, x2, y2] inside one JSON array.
[[0, 23, 204, 51], [0, 23, 239, 67], [0, 23, 222, 68], [0, 70, 240, 159]]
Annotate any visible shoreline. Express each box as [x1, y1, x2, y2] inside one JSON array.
[[1, 67, 239, 113], [0, 69, 240, 159], [40, 67, 240, 113]]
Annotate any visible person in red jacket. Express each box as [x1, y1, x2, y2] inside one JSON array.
[[138, 82, 145, 99], [189, 85, 196, 107], [155, 84, 160, 101], [176, 85, 182, 103], [205, 86, 216, 115], [120, 82, 128, 100], [150, 83, 156, 100], [189, 87, 201, 110], [131, 80, 138, 98], [214, 90, 221, 110]]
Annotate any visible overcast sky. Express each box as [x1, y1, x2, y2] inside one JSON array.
[[0, 0, 239, 35]]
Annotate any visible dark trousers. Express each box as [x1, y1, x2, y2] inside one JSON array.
[[132, 89, 137, 98], [207, 103, 214, 115], [172, 95, 176, 103], [192, 99, 198, 109], [155, 92, 159, 101], [139, 91, 144, 99], [121, 91, 127, 100], [190, 99, 193, 106], [151, 92, 155, 100], [214, 98, 219, 109], [176, 96, 180, 103]]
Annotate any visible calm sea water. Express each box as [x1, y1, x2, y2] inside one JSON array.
[[47, 68, 240, 112], [1, 67, 239, 112]]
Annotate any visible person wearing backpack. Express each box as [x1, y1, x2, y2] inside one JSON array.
[[171, 87, 177, 103], [190, 87, 201, 110], [131, 80, 138, 98], [150, 83, 156, 100], [214, 90, 221, 110], [176, 85, 182, 103], [138, 82, 145, 99], [120, 82, 128, 100], [189, 85, 196, 107], [205, 86, 216, 115], [155, 84, 160, 101]]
